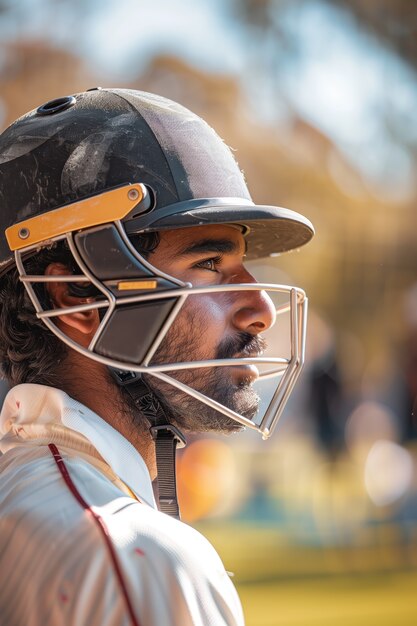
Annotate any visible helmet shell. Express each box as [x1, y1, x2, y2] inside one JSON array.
[[0, 88, 314, 273]]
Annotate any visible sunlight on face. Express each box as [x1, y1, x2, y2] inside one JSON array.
[[142, 225, 276, 433]]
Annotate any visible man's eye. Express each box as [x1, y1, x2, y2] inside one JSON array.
[[194, 257, 221, 272]]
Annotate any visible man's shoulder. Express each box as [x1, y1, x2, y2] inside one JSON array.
[[0, 460, 242, 626], [0, 444, 224, 569], [0, 444, 212, 553], [0, 445, 120, 524], [0, 445, 243, 626], [112, 496, 226, 571]]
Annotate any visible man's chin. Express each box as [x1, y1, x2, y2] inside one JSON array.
[[170, 385, 259, 435], [143, 370, 259, 434], [173, 411, 245, 435]]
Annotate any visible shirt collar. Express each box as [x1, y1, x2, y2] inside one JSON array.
[[0, 383, 157, 509]]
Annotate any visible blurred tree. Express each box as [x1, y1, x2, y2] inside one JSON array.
[[229, 0, 417, 70], [0, 40, 93, 126], [332, 0, 417, 70]]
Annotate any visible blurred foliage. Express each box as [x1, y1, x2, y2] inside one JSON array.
[[0, 40, 93, 121], [332, 0, 417, 69], [230, 0, 417, 69]]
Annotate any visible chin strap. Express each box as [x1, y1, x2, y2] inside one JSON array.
[[111, 369, 186, 519]]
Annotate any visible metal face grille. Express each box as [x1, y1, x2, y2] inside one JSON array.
[[14, 223, 307, 440]]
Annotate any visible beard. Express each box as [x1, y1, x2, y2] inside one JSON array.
[[140, 309, 267, 434]]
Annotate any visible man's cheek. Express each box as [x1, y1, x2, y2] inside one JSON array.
[[187, 295, 229, 327], [175, 297, 227, 361]]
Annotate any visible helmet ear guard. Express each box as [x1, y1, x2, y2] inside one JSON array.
[[72, 224, 180, 363], [7, 182, 189, 369]]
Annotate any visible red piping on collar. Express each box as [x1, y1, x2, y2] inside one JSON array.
[[48, 443, 142, 626]]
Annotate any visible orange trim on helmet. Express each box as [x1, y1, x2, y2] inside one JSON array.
[[117, 280, 158, 290], [5, 183, 144, 251]]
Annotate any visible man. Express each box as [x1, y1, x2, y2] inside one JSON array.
[[0, 88, 314, 625]]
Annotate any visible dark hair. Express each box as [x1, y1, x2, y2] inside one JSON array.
[[0, 232, 160, 386]]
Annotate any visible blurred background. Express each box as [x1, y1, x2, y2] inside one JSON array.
[[1, 0, 417, 623]]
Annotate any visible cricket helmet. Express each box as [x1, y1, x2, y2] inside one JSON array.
[[0, 88, 314, 442]]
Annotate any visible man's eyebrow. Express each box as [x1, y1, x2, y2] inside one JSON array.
[[177, 238, 248, 257]]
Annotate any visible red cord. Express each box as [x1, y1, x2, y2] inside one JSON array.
[[48, 443, 142, 626]]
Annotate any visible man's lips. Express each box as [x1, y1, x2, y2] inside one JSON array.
[[230, 353, 262, 381], [238, 364, 259, 381]]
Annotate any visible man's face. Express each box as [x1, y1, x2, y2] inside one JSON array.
[[142, 224, 276, 434]]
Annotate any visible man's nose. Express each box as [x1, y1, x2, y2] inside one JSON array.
[[230, 268, 276, 334]]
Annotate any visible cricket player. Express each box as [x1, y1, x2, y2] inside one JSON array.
[[0, 88, 314, 625]]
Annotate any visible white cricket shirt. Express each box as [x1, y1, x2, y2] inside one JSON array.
[[0, 384, 244, 626]]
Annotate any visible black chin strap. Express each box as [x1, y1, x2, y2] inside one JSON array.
[[111, 370, 186, 519]]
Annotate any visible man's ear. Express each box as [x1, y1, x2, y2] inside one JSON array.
[[45, 263, 100, 337]]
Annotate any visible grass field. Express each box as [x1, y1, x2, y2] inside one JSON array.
[[236, 571, 417, 626], [196, 522, 417, 625]]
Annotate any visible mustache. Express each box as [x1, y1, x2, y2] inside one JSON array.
[[216, 332, 267, 360]]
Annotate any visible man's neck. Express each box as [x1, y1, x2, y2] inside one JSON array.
[[60, 350, 157, 479]]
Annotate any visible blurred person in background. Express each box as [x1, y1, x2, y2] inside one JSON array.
[[399, 284, 417, 442], [0, 88, 313, 625]]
